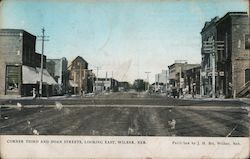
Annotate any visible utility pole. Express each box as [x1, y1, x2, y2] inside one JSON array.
[[203, 39, 224, 99], [79, 63, 82, 95], [158, 74, 160, 91], [212, 48, 216, 99], [180, 66, 182, 91], [145, 72, 151, 91], [165, 70, 168, 93], [37, 27, 49, 97], [95, 66, 100, 93]]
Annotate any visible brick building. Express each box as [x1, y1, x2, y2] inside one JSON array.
[[200, 17, 220, 97], [201, 12, 250, 98], [0, 29, 56, 97], [94, 78, 119, 93], [168, 60, 200, 96], [68, 56, 89, 95], [183, 65, 201, 95]]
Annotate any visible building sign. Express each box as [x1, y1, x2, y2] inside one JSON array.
[[208, 72, 218, 76], [245, 34, 250, 49], [219, 71, 224, 76], [201, 72, 206, 76], [208, 72, 224, 76]]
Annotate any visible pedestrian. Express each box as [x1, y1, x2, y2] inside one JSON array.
[[80, 89, 84, 98], [32, 88, 37, 99]]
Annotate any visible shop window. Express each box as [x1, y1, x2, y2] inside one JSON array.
[[6, 65, 21, 94]]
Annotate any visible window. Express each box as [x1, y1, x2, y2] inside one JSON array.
[[238, 40, 241, 49], [245, 69, 250, 84], [6, 65, 21, 94], [245, 34, 250, 49]]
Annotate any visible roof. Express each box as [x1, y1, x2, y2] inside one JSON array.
[[201, 12, 248, 34], [0, 28, 25, 32], [47, 57, 67, 61], [70, 56, 87, 64], [201, 16, 219, 34], [0, 28, 36, 38], [216, 12, 248, 25], [168, 62, 187, 69], [68, 56, 88, 69]]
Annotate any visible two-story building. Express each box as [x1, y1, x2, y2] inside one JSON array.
[[0, 29, 56, 97], [94, 78, 119, 93], [168, 60, 200, 96], [201, 12, 250, 98]]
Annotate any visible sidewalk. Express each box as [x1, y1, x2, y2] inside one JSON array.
[[181, 94, 250, 105], [238, 98, 250, 105], [0, 95, 72, 100]]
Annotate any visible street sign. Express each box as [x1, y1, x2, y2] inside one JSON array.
[[203, 40, 224, 54], [203, 44, 214, 47], [203, 48, 214, 51]]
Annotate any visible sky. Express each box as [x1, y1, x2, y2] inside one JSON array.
[[0, 0, 248, 83]]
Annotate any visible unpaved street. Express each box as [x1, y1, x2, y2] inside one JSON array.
[[1, 104, 249, 137]]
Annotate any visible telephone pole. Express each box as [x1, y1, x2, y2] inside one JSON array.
[[37, 27, 49, 97], [93, 66, 100, 93]]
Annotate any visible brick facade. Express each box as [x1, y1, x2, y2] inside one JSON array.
[[68, 56, 88, 94], [216, 12, 249, 97], [200, 17, 219, 97], [0, 29, 50, 96], [201, 12, 250, 98], [0, 29, 29, 95]]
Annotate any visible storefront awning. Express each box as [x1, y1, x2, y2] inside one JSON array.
[[22, 65, 57, 85], [69, 80, 78, 87]]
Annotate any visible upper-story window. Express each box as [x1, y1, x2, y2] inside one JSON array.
[[245, 69, 250, 84], [245, 34, 250, 49], [238, 39, 241, 49]]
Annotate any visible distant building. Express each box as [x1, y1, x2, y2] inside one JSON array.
[[133, 79, 145, 92], [118, 81, 130, 91], [183, 65, 201, 95], [201, 12, 250, 98], [68, 56, 88, 95], [46, 57, 68, 94], [168, 60, 200, 95], [94, 78, 119, 93], [87, 69, 95, 93], [154, 70, 168, 92], [155, 70, 168, 84], [0, 29, 56, 97]]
